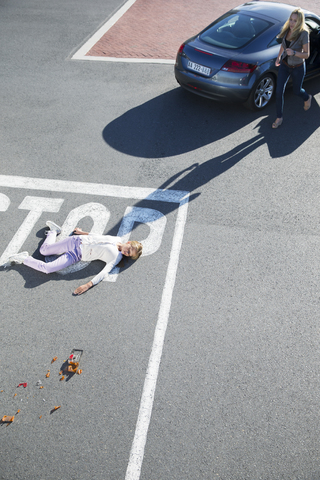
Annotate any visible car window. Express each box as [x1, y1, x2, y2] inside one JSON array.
[[268, 34, 282, 48], [200, 12, 271, 49]]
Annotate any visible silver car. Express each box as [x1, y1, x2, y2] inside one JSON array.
[[174, 1, 320, 110]]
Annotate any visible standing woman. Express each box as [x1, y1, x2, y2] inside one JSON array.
[[272, 8, 312, 128]]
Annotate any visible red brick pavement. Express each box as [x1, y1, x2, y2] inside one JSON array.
[[86, 0, 320, 60]]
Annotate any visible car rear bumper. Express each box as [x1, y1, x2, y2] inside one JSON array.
[[174, 66, 253, 103]]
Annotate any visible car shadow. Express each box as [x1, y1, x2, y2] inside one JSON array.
[[102, 79, 320, 160], [103, 87, 253, 158]]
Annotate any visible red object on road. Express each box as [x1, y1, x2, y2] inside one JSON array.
[[17, 383, 27, 388]]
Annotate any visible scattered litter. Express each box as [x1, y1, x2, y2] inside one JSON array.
[[68, 349, 83, 365], [1, 415, 14, 423], [68, 361, 79, 368], [1, 349, 83, 423], [51, 406, 61, 413], [65, 349, 84, 376], [67, 364, 79, 374]]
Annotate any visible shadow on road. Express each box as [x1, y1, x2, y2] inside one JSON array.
[[102, 80, 320, 160], [101, 79, 320, 233], [4, 81, 319, 290]]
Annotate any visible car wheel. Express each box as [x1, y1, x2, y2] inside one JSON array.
[[245, 73, 275, 111]]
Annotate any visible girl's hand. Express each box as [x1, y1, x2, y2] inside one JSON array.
[[73, 227, 83, 235], [275, 58, 281, 67], [286, 48, 294, 56], [74, 281, 93, 295]]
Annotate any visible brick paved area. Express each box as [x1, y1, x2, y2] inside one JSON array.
[[86, 0, 320, 60]]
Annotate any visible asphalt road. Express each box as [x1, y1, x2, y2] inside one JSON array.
[[1, 1, 320, 480]]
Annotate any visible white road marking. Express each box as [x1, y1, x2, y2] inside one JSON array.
[[0, 175, 189, 480], [71, 0, 175, 65], [0, 175, 187, 203], [0, 196, 64, 265], [0, 193, 10, 211], [125, 195, 189, 480], [72, 56, 175, 64]]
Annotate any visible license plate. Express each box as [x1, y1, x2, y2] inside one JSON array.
[[187, 61, 211, 76]]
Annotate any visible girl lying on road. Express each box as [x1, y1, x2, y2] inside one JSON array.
[[5, 221, 143, 295]]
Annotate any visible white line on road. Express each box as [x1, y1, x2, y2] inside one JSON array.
[[0, 175, 188, 203], [125, 194, 189, 480], [73, 55, 175, 64]]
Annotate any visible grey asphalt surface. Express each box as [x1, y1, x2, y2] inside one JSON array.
[[1, 1, 320, 479]]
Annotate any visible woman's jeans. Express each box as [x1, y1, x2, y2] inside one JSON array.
[[23, 231, 82, 274], [275, 61, 309, 118]]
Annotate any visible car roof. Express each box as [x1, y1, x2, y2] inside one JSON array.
[[233, 1, 312, 22]]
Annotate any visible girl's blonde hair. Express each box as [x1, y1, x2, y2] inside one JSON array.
[[278, 8, 308, 41], [129, 241, 143, 260]]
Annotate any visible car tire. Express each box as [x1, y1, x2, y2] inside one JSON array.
[[245, 73, 276, 111]]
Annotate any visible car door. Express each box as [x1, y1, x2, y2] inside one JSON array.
[[305, 16, 320, 76]]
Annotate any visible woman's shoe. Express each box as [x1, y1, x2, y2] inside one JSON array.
[[272, 118, 283, 129], [8, 252, 29, 264], [46, 220, 62, 234], [304, 95, 312, 111]]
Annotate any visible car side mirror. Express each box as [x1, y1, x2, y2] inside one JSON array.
[[276, 36, 282, 44]]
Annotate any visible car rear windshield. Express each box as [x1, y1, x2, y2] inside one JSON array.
[[200, 12, 271, 49]]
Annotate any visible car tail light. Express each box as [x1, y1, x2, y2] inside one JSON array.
[[177, 43, 185, 55], [221, 60, 257, 73], [194, 48, 213, 56]]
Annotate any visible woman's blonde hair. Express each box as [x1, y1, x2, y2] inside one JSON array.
[[278, 8, 308, 41], [129, 241, 143, 260]]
